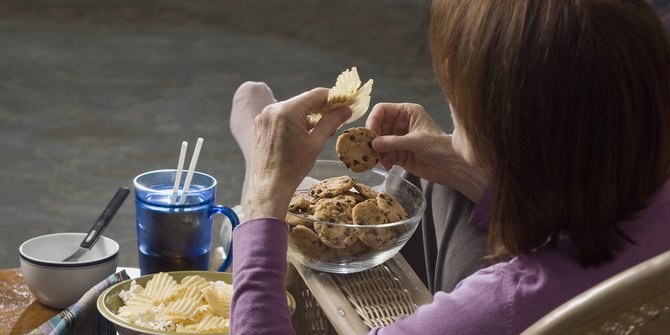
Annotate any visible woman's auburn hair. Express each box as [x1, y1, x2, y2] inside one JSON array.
[[430, 0, 670, 266]]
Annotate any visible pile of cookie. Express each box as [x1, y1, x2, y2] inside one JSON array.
[[287, 175, 409, 261]]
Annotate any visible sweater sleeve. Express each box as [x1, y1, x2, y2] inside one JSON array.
[[230, 218, 295, 335], [369, 264, 518, 335]]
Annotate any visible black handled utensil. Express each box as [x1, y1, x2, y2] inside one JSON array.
[[62, 186, 130, 262]]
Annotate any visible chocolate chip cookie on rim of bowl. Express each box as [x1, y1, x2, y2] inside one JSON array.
[[286, 160, 426, 274]]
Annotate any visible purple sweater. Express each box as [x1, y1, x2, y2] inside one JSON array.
[[231, 179, 670, 334]]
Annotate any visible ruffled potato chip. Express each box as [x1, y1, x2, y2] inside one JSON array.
[[117, 293, 154, 322], [116, 273, 238, 333], [144, 272, 180, 304], [174, 284, 205, 302], [309, 67, 374, 127], [182, 314, 230, 333], [156, 297, 202, 322], [180, 275, 212, 292], [329, 67, 362, 103], [203, 283, 233, 317]]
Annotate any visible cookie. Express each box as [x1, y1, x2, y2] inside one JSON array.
[[376, 192, 408, 222], [308, 176, 355, 198], [353, 181, 379, 199], [336, 127, 380, 173], [290, 229, 329, 258], [333, 239, 369, 256], [313, 199, 354, 232], [313, 193, 358, 208], [313, 200, 358, 249], [376, 192, 411, 234], [285, 212, 315, 228], [352, 199, 398, 249], [352, 199, 387, 225], [291, 225, 319, 241], [288, 193, 311, 213], [317, 224, 359, 249], [347, 190, 368, 204]]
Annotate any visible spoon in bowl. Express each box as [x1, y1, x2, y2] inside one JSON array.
[[62, 187, 130, 262]]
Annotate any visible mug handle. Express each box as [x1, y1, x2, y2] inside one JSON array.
[[210, 205, 240, 272]]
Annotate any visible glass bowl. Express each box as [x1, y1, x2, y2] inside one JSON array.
[[287, 160, 426, 274]]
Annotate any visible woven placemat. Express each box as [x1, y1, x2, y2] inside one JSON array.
[[298, 286, 338, 335], [289, 254, 432, 334], [333, 265, 418, 329]]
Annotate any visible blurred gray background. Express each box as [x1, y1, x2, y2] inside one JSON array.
[[0, 0, 452, 268]]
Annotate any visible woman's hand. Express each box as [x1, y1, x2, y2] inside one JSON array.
[[244, 88, 352, 221], [366, 102, 487, 202]]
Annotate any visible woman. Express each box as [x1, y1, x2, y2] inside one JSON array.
[[230, 0, 670, 333]]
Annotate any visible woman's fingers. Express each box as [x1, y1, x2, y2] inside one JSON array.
[[279, 87, 330, 120], [367, 103, 404, 135], [311, 107, 352, 143], [373, 134, 420, 171], [373, 133, 420, 153]]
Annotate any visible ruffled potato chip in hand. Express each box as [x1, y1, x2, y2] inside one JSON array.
[[309, 67, 374, 127]]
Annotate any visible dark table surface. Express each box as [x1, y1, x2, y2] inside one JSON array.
[[0, 0, 451, 269]]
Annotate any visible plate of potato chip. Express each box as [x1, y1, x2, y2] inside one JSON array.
[[97, 271, 295, 335]]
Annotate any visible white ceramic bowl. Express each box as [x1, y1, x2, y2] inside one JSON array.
[[98, 271, 296, 335], [19, 232, 119, 309], [287, 160, 426, 273]]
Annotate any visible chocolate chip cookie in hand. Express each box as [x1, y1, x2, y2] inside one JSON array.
[[336, 127, 381, 173]]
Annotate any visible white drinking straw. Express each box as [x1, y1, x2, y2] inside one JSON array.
[[179, 137, 204, 205], [170, 141, 188, 203]]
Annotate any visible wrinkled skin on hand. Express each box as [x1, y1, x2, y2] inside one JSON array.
[[366, 102, 487, 202], [244, 88, 352, 221]]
